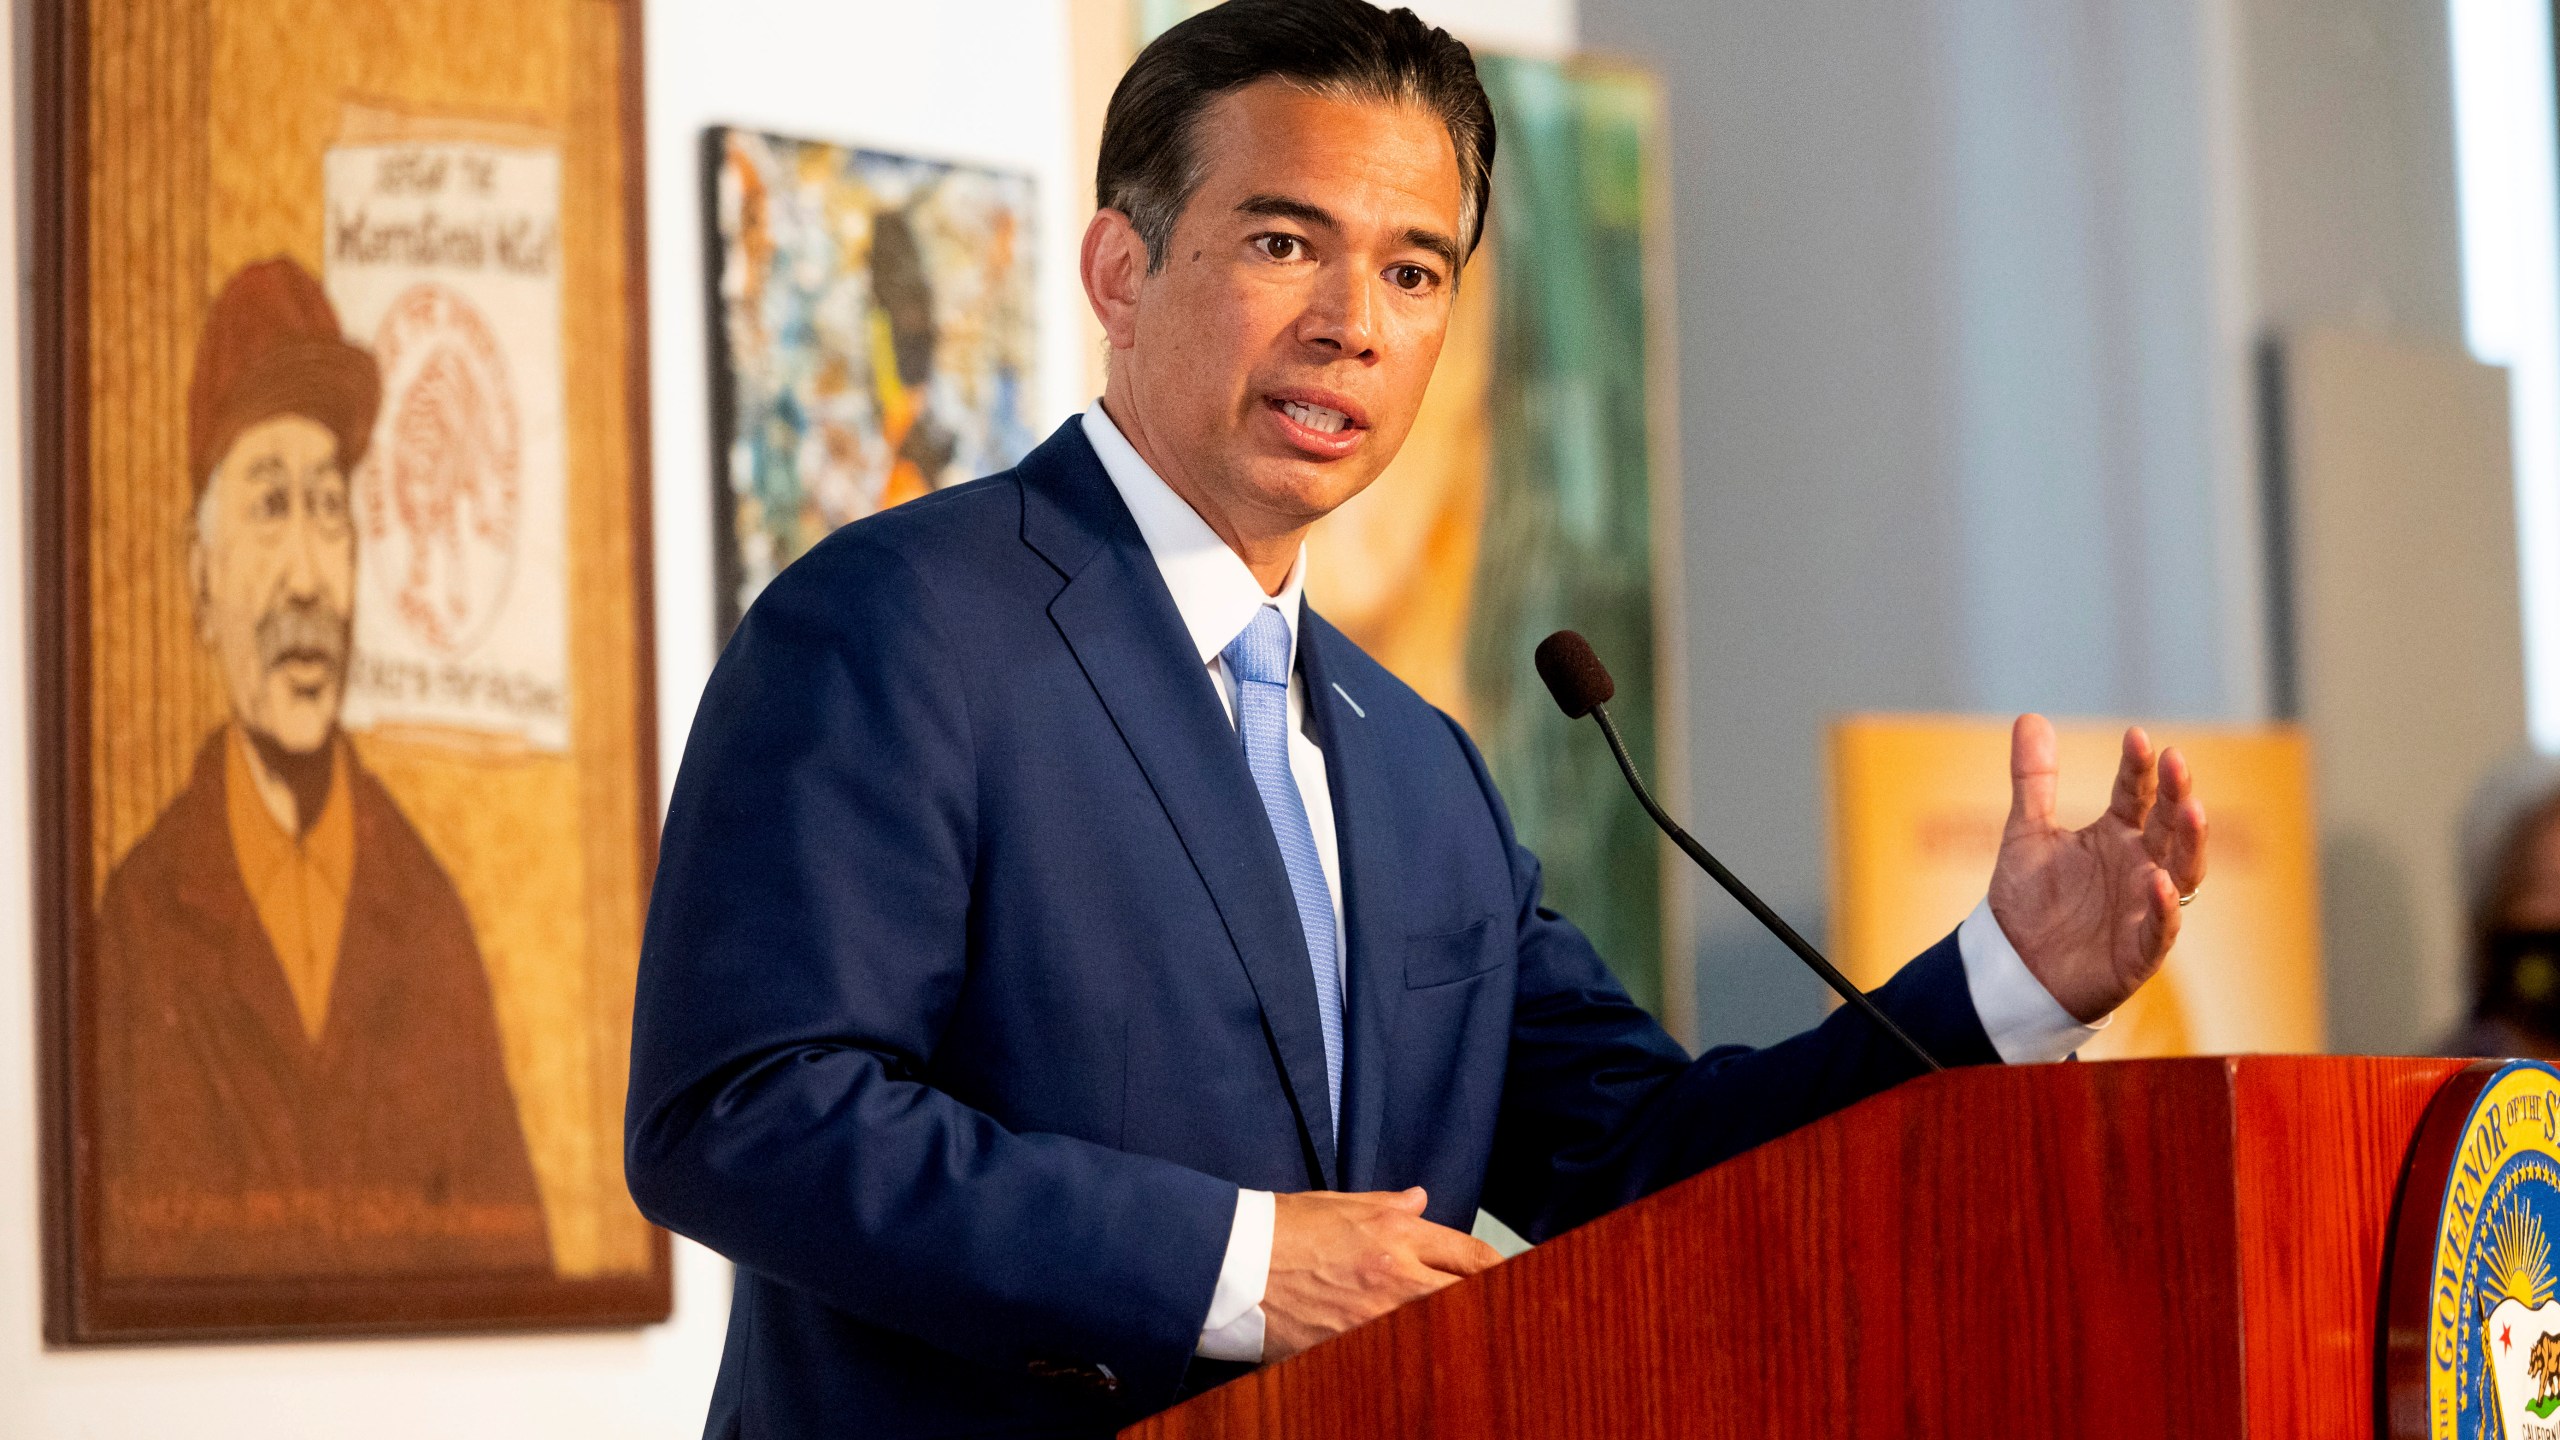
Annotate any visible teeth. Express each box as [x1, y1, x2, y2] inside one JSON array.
[[1281, 400, 1348, 434]]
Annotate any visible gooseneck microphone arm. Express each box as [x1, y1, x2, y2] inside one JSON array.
[[1534, 631, 1944, 1074], [1585, 701, 1943, 1073]]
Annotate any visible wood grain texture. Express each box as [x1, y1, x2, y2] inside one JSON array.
[[1127, 1057, 2468, 1440], [2237, 1057, 2469, 1438]]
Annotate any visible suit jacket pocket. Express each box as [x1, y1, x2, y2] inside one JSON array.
[[1404, 916, 1502, 990]]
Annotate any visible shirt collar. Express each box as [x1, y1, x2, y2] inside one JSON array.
[[222, 724, 356, 1042], [1082, 399, 1306, 668]]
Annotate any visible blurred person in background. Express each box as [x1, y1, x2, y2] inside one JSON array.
[[2443, 753, 2560, 1058]]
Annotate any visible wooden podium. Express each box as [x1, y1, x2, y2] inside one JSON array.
[[1127, 1056, 2466, 1439]]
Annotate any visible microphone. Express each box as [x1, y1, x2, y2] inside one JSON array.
[[1533, 631, 1944, 1073]]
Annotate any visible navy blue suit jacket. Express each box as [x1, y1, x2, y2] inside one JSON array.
[[625, 419, 2000, 1438]]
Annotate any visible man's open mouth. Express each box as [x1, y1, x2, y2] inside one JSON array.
[[1263, 390, 1371, 455], [1278, 399, 1354, 434]]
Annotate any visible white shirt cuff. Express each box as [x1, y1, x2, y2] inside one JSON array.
[[1956, 897, 2108, 1064], [1195, 1187, 1273, 1361]]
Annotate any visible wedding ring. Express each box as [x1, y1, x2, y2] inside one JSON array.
[[2177, 889, 2198, 908]]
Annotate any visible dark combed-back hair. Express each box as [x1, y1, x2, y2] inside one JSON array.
[[1098, 0, 1495, 272]]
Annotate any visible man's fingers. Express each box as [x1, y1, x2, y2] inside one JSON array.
[[2156, 743, 2192, 806], [1266, 1190, 1493, 1355], [2143, 748, 2209, 896], [1302, 1187, 1428, 1211], [2172, 800, 2208, 895], [2137, 866, 2181, 966], [1394, 1260, 1468, 1300], [2007, 713, 2060, 834], [1407, 1218, 1504, 1278], [2107, 726, 2158, 831]]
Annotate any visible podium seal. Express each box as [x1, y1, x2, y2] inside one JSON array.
[[2386, 1060, 2560, 1439]]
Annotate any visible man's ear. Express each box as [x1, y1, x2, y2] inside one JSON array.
[[1080, 208, 1149, 352]]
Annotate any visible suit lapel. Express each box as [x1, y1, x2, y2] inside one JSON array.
[[165, 740, 317, 1160], [1021, 422, 1340, 1185], [1297, 616, 1403, 1193]]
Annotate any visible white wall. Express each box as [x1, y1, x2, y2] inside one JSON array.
[[1579, 0, 2495, 1055], [649, 0, 1099, 747], [1410, 0, 1577, 54], [2231, 0, 2506, 1053], [1582, 0, 2270, 1045]]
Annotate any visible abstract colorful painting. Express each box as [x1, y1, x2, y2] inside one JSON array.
[[706, 128, 1039, 633]]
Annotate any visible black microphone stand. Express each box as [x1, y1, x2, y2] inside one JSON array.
[[1584, 701, 1945, 1074]]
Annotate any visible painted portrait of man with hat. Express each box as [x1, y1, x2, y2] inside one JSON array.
[[88, 256, 550, 1282]]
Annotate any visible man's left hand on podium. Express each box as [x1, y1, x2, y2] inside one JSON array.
[[1987, 715, 2210, 1026]]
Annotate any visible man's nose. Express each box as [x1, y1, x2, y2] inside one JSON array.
[[280, 496, 326, 596], [1299, 269, 1378, 362]]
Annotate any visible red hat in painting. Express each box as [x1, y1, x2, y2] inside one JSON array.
[[187, 256, 382, 500]]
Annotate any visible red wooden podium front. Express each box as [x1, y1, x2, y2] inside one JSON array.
[[1126, 1057, 2463, 1440]]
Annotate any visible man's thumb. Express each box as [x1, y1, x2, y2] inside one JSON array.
[[1388, 1187, 1428, 1213]]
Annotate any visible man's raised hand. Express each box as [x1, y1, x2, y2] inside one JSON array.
[[1260, 1187, 1503, 1362], [1987, 714, 2209, 1025]]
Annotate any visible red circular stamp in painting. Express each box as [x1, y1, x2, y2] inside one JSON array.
[[358, 283, 522, 657]]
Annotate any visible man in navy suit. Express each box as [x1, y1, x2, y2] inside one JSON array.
[[626, 3, 2209, 1435]]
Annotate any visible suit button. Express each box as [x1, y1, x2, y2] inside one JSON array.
[[1024, 1357, 1122, 1397]]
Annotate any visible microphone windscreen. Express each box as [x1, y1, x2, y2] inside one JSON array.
[[1534, 630, 1615, 719]]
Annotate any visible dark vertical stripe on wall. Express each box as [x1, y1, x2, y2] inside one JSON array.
[[2255, 336, 2301, 721]]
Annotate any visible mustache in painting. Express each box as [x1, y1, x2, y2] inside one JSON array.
[[256, 600, 350, 687]]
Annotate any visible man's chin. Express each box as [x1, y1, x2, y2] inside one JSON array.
[[1239, 459, 1384, 526], [247, 704, 343, 758]]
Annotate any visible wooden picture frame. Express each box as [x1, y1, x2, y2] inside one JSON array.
[[32, 0, 670, 1341]]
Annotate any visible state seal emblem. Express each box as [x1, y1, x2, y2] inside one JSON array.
[[2386, 1061, 2560, 1438]]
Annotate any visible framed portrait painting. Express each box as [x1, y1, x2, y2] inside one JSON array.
[[31, 0, 670, 1339]]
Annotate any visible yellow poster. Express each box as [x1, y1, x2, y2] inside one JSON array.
[[1828, 716, 2324, 1057]]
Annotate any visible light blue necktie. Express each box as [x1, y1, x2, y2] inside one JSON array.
[[1222, 606, 1343, 1136]]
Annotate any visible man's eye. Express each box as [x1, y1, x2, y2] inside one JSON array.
[[254, 486, 292, 520], [1257, 234, 1304, 261], [1388, 264, 1437, 292]]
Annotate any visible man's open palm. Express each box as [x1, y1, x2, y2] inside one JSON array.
[[1987, 715, 2209, 1025]]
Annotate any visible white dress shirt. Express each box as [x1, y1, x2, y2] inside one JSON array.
[[1078, 401, 2103, 1365]]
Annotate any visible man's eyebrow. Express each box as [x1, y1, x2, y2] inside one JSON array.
[[1401, 227, 1463, 273], [1236, 195, 1464, 273], [1236, 194, 1338, 229]]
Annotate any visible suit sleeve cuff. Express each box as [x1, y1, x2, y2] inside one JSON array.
[[1195, 1187, 1272, 1362], [1957, 897, 2108, 1064]]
